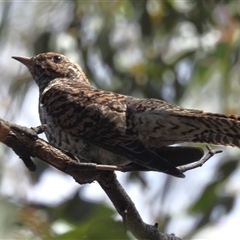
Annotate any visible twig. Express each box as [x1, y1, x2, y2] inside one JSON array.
[[177, 146, 222, 173], [0, 118, 182, 239]]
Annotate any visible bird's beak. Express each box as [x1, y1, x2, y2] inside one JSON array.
[[12, 56, 31, 67]]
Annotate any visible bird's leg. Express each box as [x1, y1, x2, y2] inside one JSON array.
[[177, 146, 223, 173]]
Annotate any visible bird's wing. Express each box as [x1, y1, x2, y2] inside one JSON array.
[[124, 146, 204, 171], [153, 146, 204, 167], [126, 97, 203, 147], [40, 83, 184, 177]]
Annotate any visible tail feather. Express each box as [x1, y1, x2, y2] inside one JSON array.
[[130, 98, 240, 149], [135, 108, 240, 148], [170, 111, 240, 147]]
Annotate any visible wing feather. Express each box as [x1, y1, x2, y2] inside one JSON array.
[[41, 83, 184, 177]]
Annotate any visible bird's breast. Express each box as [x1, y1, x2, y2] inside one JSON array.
[[38, 103, 130, 165], [38, 103, 94, 159]]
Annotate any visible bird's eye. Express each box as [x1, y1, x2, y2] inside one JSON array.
[[52, 55, 62, 63]]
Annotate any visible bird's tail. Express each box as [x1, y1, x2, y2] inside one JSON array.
[[168, 110, 240, 147]]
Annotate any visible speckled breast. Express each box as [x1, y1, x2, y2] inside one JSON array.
[[38, 103, 130, 166]]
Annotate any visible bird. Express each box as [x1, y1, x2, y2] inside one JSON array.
[[12, 52, 240, 178]]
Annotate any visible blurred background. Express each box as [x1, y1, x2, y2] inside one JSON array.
[[1, 0, 240, 239]]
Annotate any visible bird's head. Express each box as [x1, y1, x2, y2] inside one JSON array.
[[12, 52, 89, 91]]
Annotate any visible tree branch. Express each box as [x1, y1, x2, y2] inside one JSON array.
[[0, 117, 219, 239], [97, 172, 181, 240]]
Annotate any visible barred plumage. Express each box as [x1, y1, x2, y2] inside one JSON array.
[[12, 52, 240, 178]]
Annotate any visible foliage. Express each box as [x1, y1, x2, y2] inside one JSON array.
[[0, 0, 240, 239]]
